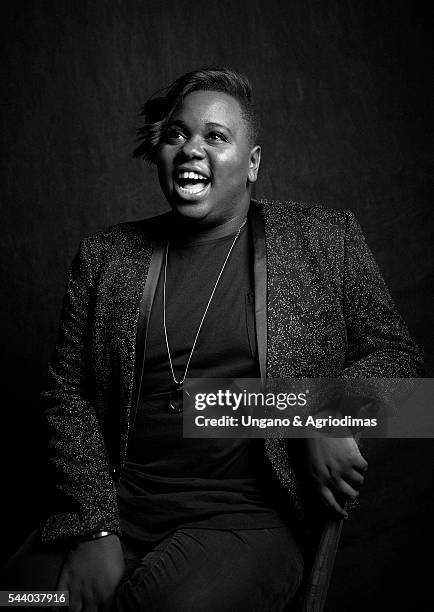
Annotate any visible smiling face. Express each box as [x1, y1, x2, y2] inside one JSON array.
[[156, 90, 261, 227]]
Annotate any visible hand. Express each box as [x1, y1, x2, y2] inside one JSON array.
[[55, 534, 125, 612], [304, 435, 368, 519]]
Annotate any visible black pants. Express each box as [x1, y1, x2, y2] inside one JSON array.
[[1, 525, 305, 611]]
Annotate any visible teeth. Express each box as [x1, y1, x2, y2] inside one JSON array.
[[177, 171, 208, 180], [178, 183, 209, 195]]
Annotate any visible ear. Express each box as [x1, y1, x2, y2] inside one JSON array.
[[247, 145, 261, 183]]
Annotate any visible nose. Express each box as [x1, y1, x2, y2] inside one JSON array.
[[179, 134, 205, 159]]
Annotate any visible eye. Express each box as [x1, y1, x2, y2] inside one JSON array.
[[164, 127, 186, 143], [207, 131, 227, 142]]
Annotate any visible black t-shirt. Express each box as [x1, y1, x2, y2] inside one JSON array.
[[117, 223, 289, 542]]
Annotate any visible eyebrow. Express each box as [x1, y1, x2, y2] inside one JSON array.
[[167, 119, 233, 137]]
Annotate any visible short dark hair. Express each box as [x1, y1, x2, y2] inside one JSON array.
[[133, 67, 259, 163]]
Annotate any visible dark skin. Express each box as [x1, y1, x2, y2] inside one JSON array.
[[55, 89, 367, 610], [55, 535, 124, 612], [305, 433, 367, 518], [156, 89, 261, 232]]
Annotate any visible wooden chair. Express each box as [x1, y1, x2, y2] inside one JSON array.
[[296, 516, 345, 611]]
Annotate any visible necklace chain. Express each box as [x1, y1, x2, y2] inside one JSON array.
[[163, 218, 247, 388]]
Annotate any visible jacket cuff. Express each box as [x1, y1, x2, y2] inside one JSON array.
[[39, 511, 122, 543]]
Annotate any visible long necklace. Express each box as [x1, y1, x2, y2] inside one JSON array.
[[163, 219, 247, 412]]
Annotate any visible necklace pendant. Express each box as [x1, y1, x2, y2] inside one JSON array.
[[168, 385, 184, 413]]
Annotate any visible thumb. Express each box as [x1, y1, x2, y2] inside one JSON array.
[[51, 569, 69, 612]]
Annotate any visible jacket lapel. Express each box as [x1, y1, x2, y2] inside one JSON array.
[[128, 239, 165, 437], [249, 200, 267, 380]]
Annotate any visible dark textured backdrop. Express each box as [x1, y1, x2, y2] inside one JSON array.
[[1, 1, 433, 609]]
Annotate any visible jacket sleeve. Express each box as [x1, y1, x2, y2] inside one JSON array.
[[40, 238, 121, 543], [340, 211, 423, 379]]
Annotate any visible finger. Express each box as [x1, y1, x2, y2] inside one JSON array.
[[344, 469, 365, 488], [68, 591, 83, 612], [52, 589, 79, 612], [320, 485, 348, 519], [54, 570, 72, 611], [55, 574, 67, 593], [333, 478, 360, 502], [353, 455, 368, 473], [52, 578, 69, 612]]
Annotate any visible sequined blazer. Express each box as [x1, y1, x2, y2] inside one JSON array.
[[40, 200, 423, 543]]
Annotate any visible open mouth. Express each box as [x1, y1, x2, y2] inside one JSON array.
[[174, 170, 211, 196]]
